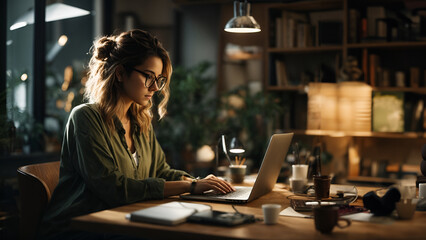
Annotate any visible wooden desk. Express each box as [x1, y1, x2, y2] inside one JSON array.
[[71, 185, 426, 240]]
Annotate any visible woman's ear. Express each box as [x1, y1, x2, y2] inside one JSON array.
[[115, 65, 125, 82]]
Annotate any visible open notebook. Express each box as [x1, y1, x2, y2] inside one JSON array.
[[180, 133, 294, 203]]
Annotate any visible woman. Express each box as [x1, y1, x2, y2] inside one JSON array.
[[41, 29, 234, 239]]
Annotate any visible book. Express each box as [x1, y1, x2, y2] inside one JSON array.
[[410, 67, 420, 88], [275, 59, 288, 86], [126, 201, 211, 226], [362, 48, 368, 82], [281, 11, 308, 48], [372, 91, 405, 132], [410, 99, 424, 131], [367, 6, 386, 37], [368, 54, 380, 87], [275, 17, 283, 48]]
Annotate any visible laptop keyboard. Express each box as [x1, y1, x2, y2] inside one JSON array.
[[210, 187, 252, 199]]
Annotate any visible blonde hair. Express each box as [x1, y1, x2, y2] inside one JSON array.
[[85, 29, 172, 133]]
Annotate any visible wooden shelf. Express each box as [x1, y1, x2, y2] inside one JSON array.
[[266, 85, 306, 92], [373, 87, 426, 94], [289, 129, 426, 138], [269, 42, 426, 53], [268, 86, 426, 94], [267, 0, 343, 12], [224, 53, 262, 61], [346, 176, 397, 187], [348, 41, 426, 49], [268, 46, 342, 53]]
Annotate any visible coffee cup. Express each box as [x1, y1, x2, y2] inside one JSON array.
[[314, 205, 351, 234], [292, 164, 308, 180], [419, 183, 426, 199], [289, 178, 307, 193], [262, 204, 281, 225], [229, 165, 246, 184], [313, 175, 331, 200], [396, 199, 418, 219]]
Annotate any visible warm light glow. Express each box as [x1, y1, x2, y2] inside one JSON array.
[[20, 73, 28, 81], [62, 66, 73, 91], [230, 148, 245, 154], [196, 145, 215, 162], [56, 99, 65, 109], [307, 82, 371, 132], [224, 1, 261, 34], [64, 92, 75, 112], [225, 28, 261, 33], [58, 35, 68, 46]]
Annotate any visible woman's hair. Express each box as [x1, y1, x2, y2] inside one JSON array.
[[85, 29, 172, 133]]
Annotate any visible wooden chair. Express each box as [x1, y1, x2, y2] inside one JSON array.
[[17, 161, 60, 240]]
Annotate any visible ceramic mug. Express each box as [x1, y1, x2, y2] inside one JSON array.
[[313, 175, 331, 200], [262, 204, 281, 225], [289, 178, 307, 193], [292, 164, 309, 180], [396, 199, 418, 219], [229, 165, 246, 183], [314, 205, 351, 234]]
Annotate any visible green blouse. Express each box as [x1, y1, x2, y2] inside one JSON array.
[[41, 103, 191, 236]]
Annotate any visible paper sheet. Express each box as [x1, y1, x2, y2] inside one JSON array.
[[280, 207, 394, 224]]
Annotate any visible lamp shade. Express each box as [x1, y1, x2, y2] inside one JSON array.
[[229, 137, 245, 154], [10, 3, 90, 31], [224, 1, 261, 33]]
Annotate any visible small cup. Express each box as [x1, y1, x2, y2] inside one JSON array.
[[313, 175, 331, 200], [314, 205, 351, 234], [289, 178, 307, 193], [262, 204, 281, 225], [419, 183, 426, 199], [229, 165, 246, 184], [396, 199, 418, 219], [292, 164, 309, 180]]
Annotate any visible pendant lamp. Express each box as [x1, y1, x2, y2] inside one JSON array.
[[224, 0, 261, 33]]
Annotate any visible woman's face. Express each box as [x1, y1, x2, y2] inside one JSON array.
[[121, 56, 163, 107]]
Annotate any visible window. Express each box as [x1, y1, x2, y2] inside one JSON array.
[[4, 0, 94, 155]]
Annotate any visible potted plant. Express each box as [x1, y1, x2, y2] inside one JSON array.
[[154, 61, 220, 170]]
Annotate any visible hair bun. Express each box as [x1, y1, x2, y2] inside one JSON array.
[[94, 37, 116, 61]]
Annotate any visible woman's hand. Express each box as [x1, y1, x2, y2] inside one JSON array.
[[192, 174, 235, 195]]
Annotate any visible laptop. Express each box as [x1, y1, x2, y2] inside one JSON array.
[[180, 133, 294, 203]]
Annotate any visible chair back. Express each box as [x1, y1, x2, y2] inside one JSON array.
[[17, 161, 60, 240]]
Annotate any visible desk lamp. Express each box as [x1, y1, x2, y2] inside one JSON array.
[[216, 135, 245, 166]]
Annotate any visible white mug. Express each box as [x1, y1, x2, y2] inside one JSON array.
[[262, 204, 281, 225], [292, 164, 308, 180]]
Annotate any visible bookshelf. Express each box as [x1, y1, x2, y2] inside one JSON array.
[[264, 0, 426, 135], [260, 0, 426, 183]]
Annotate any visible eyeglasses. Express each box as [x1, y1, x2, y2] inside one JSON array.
[[132, 68, 167, 91]]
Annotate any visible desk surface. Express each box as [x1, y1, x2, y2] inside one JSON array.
[[71, 184, 426, 240]]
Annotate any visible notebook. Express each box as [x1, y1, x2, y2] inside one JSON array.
[[180, 133, 294, 203], [126, 201, 211, 225]]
